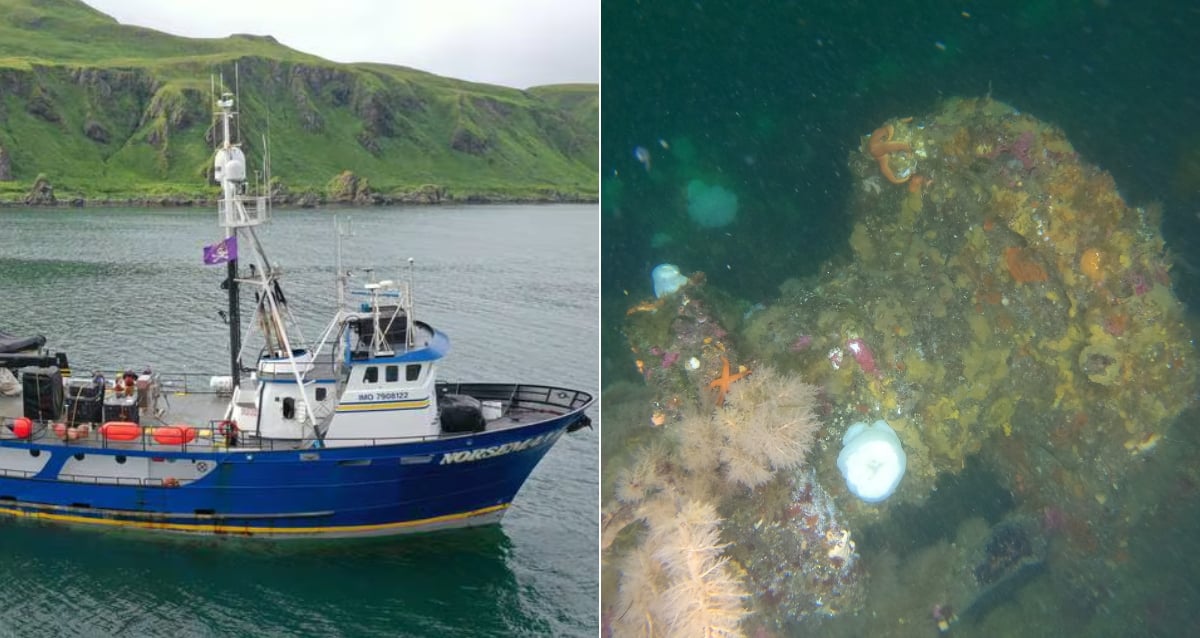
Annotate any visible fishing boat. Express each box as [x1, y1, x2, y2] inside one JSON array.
[[0, 91, 593, 539]]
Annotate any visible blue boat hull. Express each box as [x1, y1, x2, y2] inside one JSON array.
[[0, 411, 586, 538]]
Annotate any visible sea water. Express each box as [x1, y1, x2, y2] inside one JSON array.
[[0, 204, 598, 636]]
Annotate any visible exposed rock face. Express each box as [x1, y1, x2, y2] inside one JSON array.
[[0, 146, 11, 181], [25, 174, 56, 205], [450, 125, 489, 155], [472, 96, 513, 119], [26, 87, 60, 123], [83, 120, 110, 143], [296, 191, 320, 208], [356, 130, 381, 155], [327, 170, 375, 203], [356, 92, 395, 138], [399, 184, 446, 204]]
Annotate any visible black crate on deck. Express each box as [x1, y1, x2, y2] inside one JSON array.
[[439, 394, 486, 433], [103, 392, 140, 424], [63, 378, 104, 425], [20, 366, 63, 421]]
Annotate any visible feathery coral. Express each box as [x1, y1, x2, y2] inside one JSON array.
[[605, 368, 825, 635], [648, 499, 748, 638], [615, 542, 667, 636], [610, 496, 749, 638], [715, 366, 824, 489], [614, 441, 672, 504]]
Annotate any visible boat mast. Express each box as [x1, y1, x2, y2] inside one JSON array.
[[216, 92, 242, 386]]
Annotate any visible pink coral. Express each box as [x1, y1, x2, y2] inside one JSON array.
[[989, 130, 1037, 171], [846, 338, 881, 377], [789, 335, 813, 352]]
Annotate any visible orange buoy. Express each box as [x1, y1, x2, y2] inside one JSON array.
[[100, 421, 142, 441], [13, 417, 33, 439], [153, 426, 197, 446]]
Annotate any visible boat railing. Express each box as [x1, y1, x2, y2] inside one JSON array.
[[218, 195, 269, 227], [154, 371, 226, 395], [254, 352, 338, 382], [82, 370, 226, 396], [435, 382, 594, 412], [0, 411, 581, 454], [92, 367, 336, 395]]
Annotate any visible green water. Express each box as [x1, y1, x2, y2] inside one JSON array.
[[602, 1, 1200, 636], [601, 0, 1200, 382], [0, 204, 598, 636]]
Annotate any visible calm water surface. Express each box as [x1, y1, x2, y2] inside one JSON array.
[[0, 204, 598, 637]]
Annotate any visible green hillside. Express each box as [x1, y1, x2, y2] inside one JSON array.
[[0, 0, 598, 205]]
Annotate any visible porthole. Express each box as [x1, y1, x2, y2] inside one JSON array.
[[29, 449, 40, 458], [74, 453, 85, 461], [116, 455, 126, 464]]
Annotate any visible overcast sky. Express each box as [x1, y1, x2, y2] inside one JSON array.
[[85, 0, 598, 89]]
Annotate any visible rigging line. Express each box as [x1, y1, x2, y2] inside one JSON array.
[[256, 272, 319, 431], [240, 225, 308, 351]]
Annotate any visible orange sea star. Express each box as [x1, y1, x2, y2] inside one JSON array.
[[625, 299, 661, 316], [868, 124, 912, 184], [708, 356, 751, 407]]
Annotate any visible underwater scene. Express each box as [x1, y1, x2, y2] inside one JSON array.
[[600, 2, 1200, 637]]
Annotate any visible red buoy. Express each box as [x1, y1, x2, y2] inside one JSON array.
[[100, 422, 142, 441], [153, 426, 197, 446], [13, 417, 33, 439]]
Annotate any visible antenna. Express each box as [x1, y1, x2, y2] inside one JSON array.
[[261, 133, 269, 198], [265, 106, 271, 193], [234, 62, 242, 145], [406, 257, 415, 348], [334, 218, 351, 312]]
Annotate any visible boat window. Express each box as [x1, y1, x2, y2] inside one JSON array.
[[282, 397, 296, 419], [386, 365, 399, 383], [406, 364, 421, 381], [364, 366, 378, 383], [316, 388, 327, 401]]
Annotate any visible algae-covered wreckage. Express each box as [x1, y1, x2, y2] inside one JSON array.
[[602, 98, 1197, 636]]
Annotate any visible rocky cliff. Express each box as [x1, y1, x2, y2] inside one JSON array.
[[0, 0, 597, 205]]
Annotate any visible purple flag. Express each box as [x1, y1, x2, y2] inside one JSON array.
[[202, 235, 238, 265]]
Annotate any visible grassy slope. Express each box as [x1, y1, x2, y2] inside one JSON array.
[[0, 0, 597, 202]]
